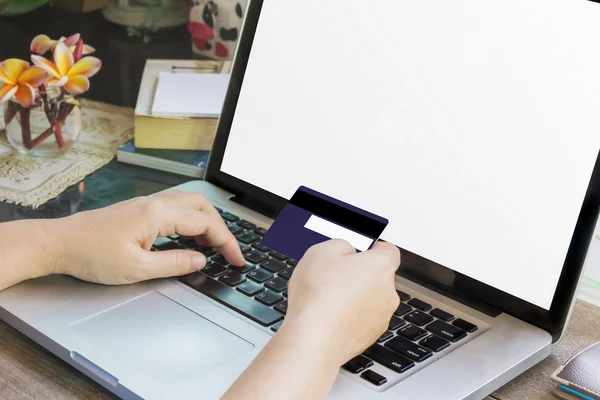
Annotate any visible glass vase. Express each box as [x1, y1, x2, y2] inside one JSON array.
[[3, 87, 82, 158]]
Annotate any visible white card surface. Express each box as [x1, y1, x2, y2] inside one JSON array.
[[151, 72, 230, 118]]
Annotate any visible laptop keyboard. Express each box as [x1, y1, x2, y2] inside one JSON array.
[[153, 206, 480, 389]]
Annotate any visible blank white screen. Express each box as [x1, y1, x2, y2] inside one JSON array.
[[222, 0, 600, 309]]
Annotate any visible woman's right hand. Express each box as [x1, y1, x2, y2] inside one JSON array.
[[283, 239, 401, 366]]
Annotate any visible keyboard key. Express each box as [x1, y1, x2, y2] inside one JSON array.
[[221, 212, 239, 222], [180, 273, 283, 326], [363, 345, 414, 374], [377, 331, 394, 343], [168, 234, 180, 240], [278, 267, 295, 280], [197, 247, 217, 258], [394, 303, 412, 317], [404, 310, 434, 327], [254, 227, 269, 236], [265, 277, 288, 292], [282, 290, 288, 298], [236, 231, 260, 244], [407, 298, 432, 312], [237, 220, 257, 230], [245, 250, 269, 264], [201, 262, 229, 278], [178, 238, 198, 248], [430, 308, 454, 322], [360, 370, 387, 386], [385, 337, 432, 363], [396, 290, 410, 302], [397, 324, 427, 341], [214, 206, 223, 214], [274, 300, 288, 314], [237, 280, 265, 296], [388, 316, 406, 330], [269, 251, 288, 261], [261, 259, 287, 273], [252, 243, 270, 252], [426, 320, 467, 342], [247, 268, 273, 283], [452, 318, 478, 333], [286, 259, 298, 267], [271, 320, 283, 332], [342, 355, 374, 374], [212, 255, 229, 266], [219, 272, 246, 287], [155, 241, 182, 251], [228, 262, 255, 274], [419, 335, 450, 352], [227, 224, 243, 235], [255, 290, 284, 306], [239, 243, 252, 254]]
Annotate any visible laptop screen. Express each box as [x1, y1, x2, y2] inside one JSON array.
[[221, 0, 600, 310]]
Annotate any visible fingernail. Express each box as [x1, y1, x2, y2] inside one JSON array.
[[191, 255, 206, 270]]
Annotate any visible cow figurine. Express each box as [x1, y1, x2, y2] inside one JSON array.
[[188, 0, 247, 60]]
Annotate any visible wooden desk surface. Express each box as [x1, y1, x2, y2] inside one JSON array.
[[1, 300, 599, 399]]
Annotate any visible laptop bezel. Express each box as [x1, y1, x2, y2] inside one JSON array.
[[205, 0, 600, 342]]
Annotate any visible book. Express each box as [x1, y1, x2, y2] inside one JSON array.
[[134, 60, 232, 151], [551, 343, 600, 400], [117, 140, 209, 179], [151, 72, 230, 118]]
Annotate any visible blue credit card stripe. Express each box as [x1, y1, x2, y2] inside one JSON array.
[[289, 188, 387, 237]]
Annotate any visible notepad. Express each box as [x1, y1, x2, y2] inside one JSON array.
[[151, 72, 230, 118]]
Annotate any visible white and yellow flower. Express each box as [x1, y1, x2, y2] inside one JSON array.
[[0, 59, 48, 107]]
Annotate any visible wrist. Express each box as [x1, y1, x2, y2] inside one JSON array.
[[278, 312, 347, 368], [37, 217, 71, 277]]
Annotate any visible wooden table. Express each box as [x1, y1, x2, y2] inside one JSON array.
[[1, 300, 599, 399]]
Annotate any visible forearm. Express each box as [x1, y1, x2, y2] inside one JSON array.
[[222, 318, 342, 400], [0, 219, 64, 291]]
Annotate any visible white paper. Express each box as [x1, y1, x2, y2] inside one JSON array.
[[151, 72, 230, 118]]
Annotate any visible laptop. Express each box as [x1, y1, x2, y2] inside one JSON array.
[[2, 0, 600, 399]]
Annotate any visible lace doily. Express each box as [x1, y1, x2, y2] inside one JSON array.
[[0, 100, 134, 208]]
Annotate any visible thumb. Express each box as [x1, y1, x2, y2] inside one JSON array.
[[142, 250, 207, 279]]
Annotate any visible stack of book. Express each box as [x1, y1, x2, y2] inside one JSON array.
[[551, 343, 600, 400], [118, 59, 231, 177]]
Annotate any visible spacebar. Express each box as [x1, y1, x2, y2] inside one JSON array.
[[180, 273, 284, 327]]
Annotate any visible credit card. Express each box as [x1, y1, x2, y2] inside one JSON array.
[[261, 186, 389, 261]]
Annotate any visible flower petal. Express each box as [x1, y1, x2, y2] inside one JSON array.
[[48, 76, 68, 87], [31, 55, 60, 79], [67, 56, 102, 78], [0, 84, 17, 103], [30, 34, 56, 55], [1, 59, 29, 83], [82, 44, 96, 55], [64, 75, 89, 95], [63, 33, 81, 47], [18, 66, 48, 88], [0, 64, 14, 85], [69, 44, 96, 55], [53, 41, 74, 77], [14, 83, 35, 107]]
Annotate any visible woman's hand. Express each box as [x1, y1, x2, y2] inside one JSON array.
[[52, 190, 245, 285], [285, 239, 401, 365], [223, 239, 400, 400]]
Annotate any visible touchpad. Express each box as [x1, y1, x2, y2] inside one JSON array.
[[70, 291, 254, 381]]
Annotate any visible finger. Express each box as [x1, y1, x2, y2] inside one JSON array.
[[357, 241, 401, 272], [160, 207, 245, 266], [305, 239, 356, 259], [140, 249, 206, 279]]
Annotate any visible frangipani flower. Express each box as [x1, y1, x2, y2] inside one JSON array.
[[0, 59, 47, 107], [30, 33, 95, 56], [31, 41, 101, 95]]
